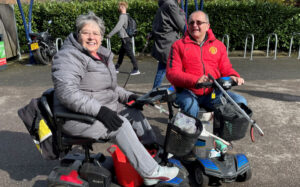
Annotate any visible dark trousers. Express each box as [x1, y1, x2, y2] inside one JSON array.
[[116, 37, 138, 70]]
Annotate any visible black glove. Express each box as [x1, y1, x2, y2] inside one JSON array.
[[97, 106, 123, 131], [128, 94, 139, 102], [128, 94, 144, 110]]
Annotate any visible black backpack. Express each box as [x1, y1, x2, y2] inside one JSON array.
[[125, 14, 137, 38], [18, 97, 59, 160]]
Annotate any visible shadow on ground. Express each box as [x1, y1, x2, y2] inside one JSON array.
[[0, 131, 58, 181], [235, 89, 300, 102]]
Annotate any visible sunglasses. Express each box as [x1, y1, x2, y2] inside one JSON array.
[[188, 21, 208, 26]]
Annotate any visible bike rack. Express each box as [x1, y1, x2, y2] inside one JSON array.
[[288, 32, 300, 60], [106, 38, 111, 51], [106, 38, 135, 56], [244, 34, 254, 61], [55, 38, 63, 52], [132, 37, 135, 56], [222, 34, 230, 55], [266, 33, 278, 60]]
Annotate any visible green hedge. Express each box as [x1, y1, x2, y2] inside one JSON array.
[[15, 0, 300, 53]]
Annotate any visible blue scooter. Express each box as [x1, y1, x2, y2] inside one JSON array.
[[189, 74, 264, 186]]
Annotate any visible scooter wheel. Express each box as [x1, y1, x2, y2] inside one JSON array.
[[194, 166, 209, 186], [236, 167, 252, 182]]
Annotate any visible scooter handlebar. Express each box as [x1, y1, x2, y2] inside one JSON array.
[[195, 82, 213, 89]]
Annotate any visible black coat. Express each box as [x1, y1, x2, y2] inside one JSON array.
[[151, 0, 186, 64]]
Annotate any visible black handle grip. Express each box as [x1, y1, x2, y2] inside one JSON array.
[[195, 82, 213, 89]]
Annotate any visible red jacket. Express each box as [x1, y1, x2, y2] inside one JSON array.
[[166, 29, 240, 96]]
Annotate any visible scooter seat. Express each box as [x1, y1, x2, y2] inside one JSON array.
[[61, 133, 107, 146]]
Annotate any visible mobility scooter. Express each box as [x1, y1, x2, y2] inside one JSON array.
[[188, 74, 264, 186], [27, 85, 202, 187]]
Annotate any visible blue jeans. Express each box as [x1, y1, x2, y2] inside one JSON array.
[[152, 61, 166, 89], [175, 89, 248, 118]]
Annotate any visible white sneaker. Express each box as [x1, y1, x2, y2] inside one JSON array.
[[144, 166, 179, 186], [209, 148, 221, 158], [115, 69, 119, 73], [130, 69, 140, 75]]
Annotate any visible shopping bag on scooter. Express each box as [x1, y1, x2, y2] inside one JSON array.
[[165, 111, 202, 157], [107, 145, 143, 187], [213, 103, 252, 141]]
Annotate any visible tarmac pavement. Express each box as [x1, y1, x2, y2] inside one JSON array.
[[0, 55, 299, 187]]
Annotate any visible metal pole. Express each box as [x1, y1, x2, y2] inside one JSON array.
[[55, 38, 63, 52], [28, 0, 34, 34], [132, 37, 135, 56], [288, 35, 293, 57], [200, 0, 204, 10], [106, 38, 111, 51], [289, 32, 300, 59], [298, 45, 300, 60], [222, 34, 230, 55], [194, 0, 198, 11], [16, 0, 35, 64], [266, 33, 278, 60], [207, 74, 264, 136], [244, 34, 254, 61], [185, 0, 188, 20], [16, 0, 30, 42], [181, 0, 188, 33]]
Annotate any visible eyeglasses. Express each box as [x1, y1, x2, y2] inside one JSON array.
[[188, 20, 208, 26], [80, 31, 101, 37]]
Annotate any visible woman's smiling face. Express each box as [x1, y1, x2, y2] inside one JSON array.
[[78, 21, 102, 53]]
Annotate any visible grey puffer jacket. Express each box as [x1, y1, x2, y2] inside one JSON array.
[[151, 0, 186, 64], [52, 33, 132, 118]]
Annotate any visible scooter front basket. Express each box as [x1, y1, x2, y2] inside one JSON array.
[[165, 112, 202, 157], [214, 103, 252, 141]]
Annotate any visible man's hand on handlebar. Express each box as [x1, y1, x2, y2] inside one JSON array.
[[197, 75, 209, 84], [195, 75, 213, 89], [230, 76, 245, 86]]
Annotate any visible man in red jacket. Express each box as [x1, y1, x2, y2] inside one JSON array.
[[166, 11, 247, 117]]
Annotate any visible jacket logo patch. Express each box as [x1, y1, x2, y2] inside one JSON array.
[[209, 46, 217, 55]]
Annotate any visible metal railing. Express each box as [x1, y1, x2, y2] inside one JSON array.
[[222, 34, 230, 55], [266, 33, 278, 60], [55, 38, 63, 52], [244, 34, 254, 61], [106, 38, 111, 51], [288, 32, 300, 60], [132, 37, 136, 56], [106, 37, 135, 56]]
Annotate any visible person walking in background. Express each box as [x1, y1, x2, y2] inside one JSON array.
[[151, 0, 186, 88], [107, 1, 140, 75]]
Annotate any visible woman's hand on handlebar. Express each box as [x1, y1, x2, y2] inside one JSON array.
[[230, 76, 245, 86], [127, 94, 144, 110]]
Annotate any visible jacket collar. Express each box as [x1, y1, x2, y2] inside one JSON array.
[[183, 28, 216, 45]]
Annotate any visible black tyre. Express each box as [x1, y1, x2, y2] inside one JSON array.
[[33, 45, 51, 65], [194, 166, 209, 186], [236, 168, 252, 182]]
